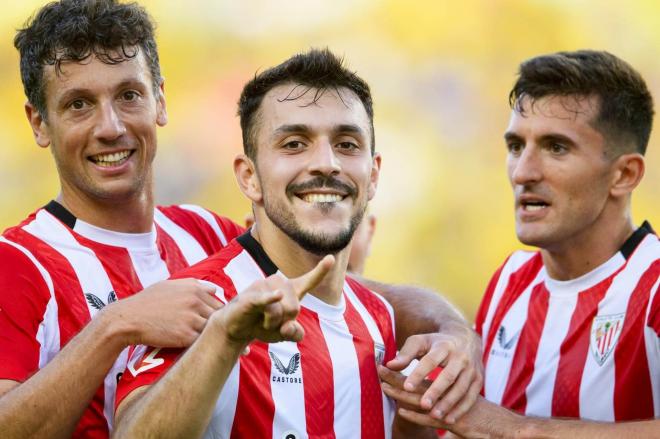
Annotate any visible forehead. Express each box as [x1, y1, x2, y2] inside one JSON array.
[[42, 50, 153, 102], [256, 83, 370, 137], [506, 94, 602, 140]]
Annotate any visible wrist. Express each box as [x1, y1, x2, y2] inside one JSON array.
[[208, 311, 251, 353], [95, 300, 140, 348]]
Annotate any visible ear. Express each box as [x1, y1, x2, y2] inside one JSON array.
[[25, 102, 51, 148], [609, 153, 644, 198], [367, 152, 381, 200], [156, 79, 168, 127], [234, 154, 262, 203]]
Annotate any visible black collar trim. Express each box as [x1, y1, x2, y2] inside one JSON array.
[[44, 200, 76, 229], [236, 231, 279, 276], [621, 221, 654, 260]]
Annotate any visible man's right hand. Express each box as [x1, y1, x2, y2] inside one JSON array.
[[212, 255, 335, 345], [104, 278, 221, 348]]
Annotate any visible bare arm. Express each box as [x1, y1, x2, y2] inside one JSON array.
[[114, 257, 334, 438], [0, 279, 219, 439], [380, 367, 659, 439], [360, 278, 483, 423]]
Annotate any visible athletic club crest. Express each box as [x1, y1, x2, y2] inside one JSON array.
[[590, 313, 625, 366], [374, 342, 386, 365]]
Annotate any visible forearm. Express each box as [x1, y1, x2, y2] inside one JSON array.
[[392, 414, 438, 439], [113, 319, 246, 439], [516, 417, 660, 439], [0, 308, 129, 439], [358, 277, 469, 343]]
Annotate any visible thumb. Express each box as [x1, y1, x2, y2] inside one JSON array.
[[291, 255, 335, 299]]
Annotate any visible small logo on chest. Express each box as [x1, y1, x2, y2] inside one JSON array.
[[85, 290, 118, 310], [590, 313, 625, 366], [490, 326, 520, 359], [269, 352, 302, 384]]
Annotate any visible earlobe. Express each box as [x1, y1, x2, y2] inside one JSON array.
[[367, 153, 382, 200], [25, 102, 51, 148], [234, 154, 262, 203], [610, 153, 645, 197]]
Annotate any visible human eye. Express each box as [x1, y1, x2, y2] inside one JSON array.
[[506, 141, 523, 156], [547, 142, 568, 155], [336, 141, 359, 151], [282, 140, 306, 151], [67, 98, 89, 111], [120, 90, 141, 102]]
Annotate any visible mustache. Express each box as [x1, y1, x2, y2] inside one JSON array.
[[286, 176, 357, 198]]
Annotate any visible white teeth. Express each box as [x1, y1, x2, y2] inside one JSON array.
[[302, 193, 343, 203], [91, 150, 131, 167], [524, 204, 546, 211]]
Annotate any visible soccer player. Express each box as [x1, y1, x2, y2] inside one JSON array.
[[113, 48, 437, 438], [380, 50, 660, 437], [0, 2, 482, 438]]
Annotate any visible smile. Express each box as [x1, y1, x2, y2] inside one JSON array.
[[522, 202, 548, 211], [300, 193, 345, 203], [89, 150, 133, 167]]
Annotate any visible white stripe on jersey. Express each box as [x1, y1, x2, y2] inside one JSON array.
[[645, 278, 660, 416], [128, 249, 170, 289], [269, 341, 308, 439], [23, 210, 124, 431], [481, 251, 536, 341], [579, 235, 658, 421], [525, 282, 577, 417], [205, 363, 240, 439], [484, 268, 543, 405], [0, 237, 60, 368], [318, 311, 362, 439], [154, 208, 207, 265], [344, 282, 394, 439], [180, 204, 228, 246], [224, 250, 266, 293]]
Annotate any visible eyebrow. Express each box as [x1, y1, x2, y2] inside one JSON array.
[[503, 131, 577, 145], [273, 123, 366, 137], [56, 79, 148, 104]]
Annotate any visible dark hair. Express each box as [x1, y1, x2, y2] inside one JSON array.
[[509, 50, 654, 156], [238, 48, 375, 159], [14, 0, 161, 120]]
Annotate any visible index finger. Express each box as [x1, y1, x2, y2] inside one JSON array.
[[291, 255, 335, 299]]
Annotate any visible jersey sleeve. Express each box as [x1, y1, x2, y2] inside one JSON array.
[[0, 241, 53, 382], [207, 211, 246, 244], [115, 345, 184, 410]]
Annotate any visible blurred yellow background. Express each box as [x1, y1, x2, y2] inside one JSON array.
[[1, 0, 658, 321]]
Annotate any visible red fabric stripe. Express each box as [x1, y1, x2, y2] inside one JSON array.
[[8, 228, 108, 438], [475, 255, 510, 337], [551, 277, 612, 418], [501, 284, 549, 413], [648, 279, 660, 335], [613, 259, 660, 421], [297, 309, 335, 438], [483, 254, 544, 369], [346, 278, 397, 362], [72, 235, 144, 298], [231, 342, 275, 439], [158, 206, 224, 256], [207, 211, 246, 244], [343, 298, 385, 439], [155, 224, 188, 274]]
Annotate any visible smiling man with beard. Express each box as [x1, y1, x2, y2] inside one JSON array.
[[112, 49, 438, 439]]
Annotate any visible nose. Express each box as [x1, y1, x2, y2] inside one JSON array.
[[307, 139, 341, 176], [94, 101, 126, 142], [509, 145, 543, 186]]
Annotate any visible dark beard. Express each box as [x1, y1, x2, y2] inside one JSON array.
[[263, 178, 365, 255]]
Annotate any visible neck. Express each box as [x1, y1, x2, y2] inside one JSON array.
[[57, 184, 155, 233], [540, 208, 634, 280], [251, 220, 349, 305]]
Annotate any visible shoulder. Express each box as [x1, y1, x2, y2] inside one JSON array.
[[156, 204, 245, 245]]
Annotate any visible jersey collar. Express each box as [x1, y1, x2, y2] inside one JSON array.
[[236, 230, 278, 276]]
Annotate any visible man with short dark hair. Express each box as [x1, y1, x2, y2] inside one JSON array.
[[113, 48, 436, 439], [381, 50, 660, 437], [0, 2, 483, 438]]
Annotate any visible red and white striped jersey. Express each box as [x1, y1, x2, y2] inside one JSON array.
[[0, 200, 243, 439], [117, 232, 397, 439], [475, 221, 660, 422]]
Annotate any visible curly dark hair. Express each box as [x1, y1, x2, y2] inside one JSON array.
[[238, 48, 375, 159], [14, 0, 161, 120], [509, 50, 654, 156]]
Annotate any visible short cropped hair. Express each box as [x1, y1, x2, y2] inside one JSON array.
[[509, 50, 654, 156], [14, 0, 161, 120], [238, 48, 375, 159]]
